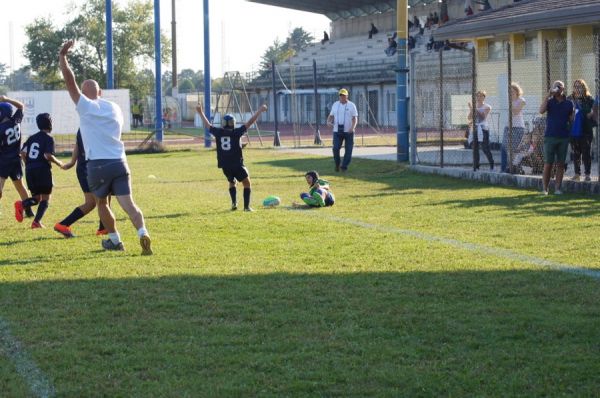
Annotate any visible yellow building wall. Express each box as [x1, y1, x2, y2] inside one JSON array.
[[567, 26, 596, 95]]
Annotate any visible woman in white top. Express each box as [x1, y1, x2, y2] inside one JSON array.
[[468, 90, 494, 171], [502, 82, 526, 172]]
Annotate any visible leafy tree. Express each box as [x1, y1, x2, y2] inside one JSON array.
[[24, 0, 171, 95], [178, 79, 195, 93], [259, 27, 314, 71]]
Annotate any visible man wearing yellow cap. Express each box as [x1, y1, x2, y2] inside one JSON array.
[[327, 88, 358, 171]]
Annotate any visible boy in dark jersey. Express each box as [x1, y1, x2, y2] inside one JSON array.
[[53, 129, 106, 238], [16, 113, 64, 228], [196, 104, 267, 211], [0, 96, 35, 218]]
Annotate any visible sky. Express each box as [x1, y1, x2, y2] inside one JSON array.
[[1, 0, 331, 78]]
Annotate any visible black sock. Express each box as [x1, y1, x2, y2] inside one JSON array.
[[60, 207, 85, 227], [22, 197, 39, 208], [229, 187, 237, 205], [24, 207, 35, 217], [243, 188, 251, 209], [34, 200, 48, 223], [98, 220, 105, 231]]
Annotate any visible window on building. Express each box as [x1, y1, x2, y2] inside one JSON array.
[[523, 33, 538, 59], [487, 39, 507, 61]]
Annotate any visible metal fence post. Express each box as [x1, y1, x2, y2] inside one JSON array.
[[439, 48, 444, 168], [410, 51, 417, 166], [471, 48, 478, 171], [507, 43, 514, 173]]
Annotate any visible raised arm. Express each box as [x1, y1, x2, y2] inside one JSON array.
[[0, 95, 24, 110], [58, 40, 81, 105], [244, 104, 268, 130], [195, 104, 213, 129]]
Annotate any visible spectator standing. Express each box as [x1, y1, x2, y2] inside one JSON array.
[[327, 88, 358, 172], [567, 79, 595, 182], [501, 82, 526, 173], [368, 23, 378, 39], [59, 40, 152, 254], [321, 31, 329, 45], [539, 80, 574, 195], [131, 101, 141, 128], [468, 91, 494, 171]]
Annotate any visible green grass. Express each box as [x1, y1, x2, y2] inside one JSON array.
[[1, 149, 599, 396]]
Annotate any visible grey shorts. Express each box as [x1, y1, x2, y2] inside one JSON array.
[[87, 159, 131, 198]]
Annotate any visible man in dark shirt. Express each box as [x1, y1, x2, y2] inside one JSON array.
[[17, 113, 64, 228], [196, 104, 267, 211], [0, 96, 35, 218], [539, 80, 574, 195]]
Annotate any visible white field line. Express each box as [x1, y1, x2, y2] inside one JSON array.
[[0, 317, 55, 398], [322, 214, 600, 280]]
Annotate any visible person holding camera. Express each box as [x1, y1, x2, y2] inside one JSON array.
[[327, 88, 358, 172], [539, 80, 574, 195]]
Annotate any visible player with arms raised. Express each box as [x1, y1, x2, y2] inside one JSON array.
[[196, 104, 267, 212]]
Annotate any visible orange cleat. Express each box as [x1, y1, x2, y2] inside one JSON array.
[[31, 221, 45, 229], [14, 201, 24, 223], [54, 223, 74, 238]]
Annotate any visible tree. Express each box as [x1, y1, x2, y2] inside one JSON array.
[[24, 0, 171, 95], [178, 79, 195, 93], [259, 27, 314, 71]]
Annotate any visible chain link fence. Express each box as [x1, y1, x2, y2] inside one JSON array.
[[411, 34, 600, 181]]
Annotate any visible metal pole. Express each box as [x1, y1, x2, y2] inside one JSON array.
[[439, 48, 444, 168], [545, 40, 551, 91], [313, 59, 322, 145], [471, 48, 478, 171], [153, 0, 163, 142], [396, 0, 409, 162], [105, 0, 114, 89], [203, 0, 211, 147], [410, 50, 417, 165], [272, 60, 281, 146], [507, 42, 513, 173], [171, 0, 178, 93], [596, 35, 600, 182]]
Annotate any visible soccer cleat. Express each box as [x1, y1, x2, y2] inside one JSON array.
[[54, 223, 74, 238], [231, 203, 238, 211], [584, 175, 591, 182], [14, 201, 24, 223], [140, 235, 153, 256], [243, 207, 255, 212], [96, 229, 108, 236], [25, 207, 35, 218], [101, 239, 125, 251], [31, 221, 45, 229]]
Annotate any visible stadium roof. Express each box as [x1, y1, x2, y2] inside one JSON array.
[[434, 0, 600, 41], [247, 0, 440, 21]]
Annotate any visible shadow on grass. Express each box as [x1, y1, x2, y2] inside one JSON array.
[[259, 156, 600, 218], [1, 271, 599, 396]]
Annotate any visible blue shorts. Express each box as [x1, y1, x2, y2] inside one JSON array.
[[76, 166, 90, 193], [0, 158, 23, 181]]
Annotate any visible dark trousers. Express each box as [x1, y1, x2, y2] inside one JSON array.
[[473, 129, 494, 170], [501, 127, 524, 172], [570, 135, 593, 176], [332, 132, 354, 170]]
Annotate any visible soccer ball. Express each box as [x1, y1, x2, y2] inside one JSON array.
[[262, 195, 281, 207]]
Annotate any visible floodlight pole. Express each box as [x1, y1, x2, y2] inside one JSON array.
[[396, 0, 409, 162], [154, 0, 164, 142], [203, 0, 212, 148], [105, 0, 114, 89]]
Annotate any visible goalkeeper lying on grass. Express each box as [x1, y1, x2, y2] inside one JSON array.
[[298, 170, 335, 207]]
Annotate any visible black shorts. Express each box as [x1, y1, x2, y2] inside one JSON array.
[[222, 166, 249, 183], [76, 166, 91, 193], [26, 168, 53, 196], [0, 158, 23, 181]]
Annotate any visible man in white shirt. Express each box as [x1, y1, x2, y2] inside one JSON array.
[[59, 40, 152, 255], [327, 88, 358, 172]]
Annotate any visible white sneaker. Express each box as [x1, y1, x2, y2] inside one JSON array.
[[541, 189, 549, 196], [571, 174, 580, 181], [554, 189, 563, 195], [584, 175, 591, 182]]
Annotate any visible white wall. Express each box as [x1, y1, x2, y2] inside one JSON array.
[[8, 89, 131, 136]]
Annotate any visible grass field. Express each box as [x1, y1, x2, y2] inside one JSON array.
[[1, 148, 599, 396]]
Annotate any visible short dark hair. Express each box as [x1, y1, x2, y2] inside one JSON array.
[[36, 113, 53, 131]]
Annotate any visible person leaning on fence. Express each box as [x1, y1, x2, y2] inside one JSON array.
[[327, 88, 358, 172], [567, 79, 595, 182], [501, 82, 526, 173], [467, 90, 494, 171], [539, 80, 574, 195], [59, 40, 152, 254]]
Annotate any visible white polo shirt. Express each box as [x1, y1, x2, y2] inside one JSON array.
[[76, 94, 125, 160], [329, 100, 358, 132]]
